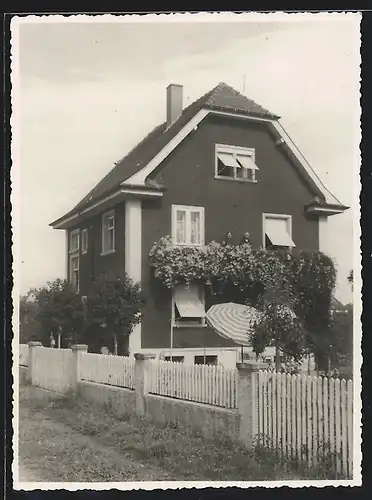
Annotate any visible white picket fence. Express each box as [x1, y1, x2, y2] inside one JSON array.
[[32, 347, 73, 393], [23, 345, 354, 476], [79, 352, 135, 390], [255, 370, 353, 477], [19, 343, 29, 366], [146, 359, 238, 409]]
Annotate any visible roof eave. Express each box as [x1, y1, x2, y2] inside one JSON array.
[[305, 203, 350, 217], [50, 185, 165, 229], [205, 104, 280, 121]]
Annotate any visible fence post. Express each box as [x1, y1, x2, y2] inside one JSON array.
[[70, 344, 88, 391], [134, 353, 150, 416], [27, 341, 42, 384], [236, 360, 268, 449]]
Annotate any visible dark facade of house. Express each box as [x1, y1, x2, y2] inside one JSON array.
[[70, 204, 126, 297], [141, 114, 319, 350], [53, 82, 347, 365]]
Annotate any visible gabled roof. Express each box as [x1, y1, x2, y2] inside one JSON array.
[[50, 83, 279, 227], [331, 297, 346, 311], [51, 82, 347, 229]]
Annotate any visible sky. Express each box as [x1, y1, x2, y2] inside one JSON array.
[[12, 13, 361, 304]]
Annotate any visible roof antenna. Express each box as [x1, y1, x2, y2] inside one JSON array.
[[242, 74, 247, 94]]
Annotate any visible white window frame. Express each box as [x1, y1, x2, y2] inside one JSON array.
[[172, 285, 206, 328], [102, 210, 115, 255], [69, 253, 80, 293], [68, 229, 80, 292], [69, 229, 80, 253], [81, 228, 88, 254], [215, 144, 258, 183], [171, 205, 205, 246], [262, 213, 293, 249]]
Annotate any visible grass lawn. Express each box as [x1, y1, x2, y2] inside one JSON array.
[[18, 385, 343, 482]]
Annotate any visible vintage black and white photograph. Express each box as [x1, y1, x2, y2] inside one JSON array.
[[11, 12, 362, 489]]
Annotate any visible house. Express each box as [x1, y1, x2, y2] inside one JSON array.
[[331, 297, 348, 316], [25, 292, 37, 304], [50, 82, 348, 368]]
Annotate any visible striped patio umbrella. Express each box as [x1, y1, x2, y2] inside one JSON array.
[[205, 302, 263, 347]]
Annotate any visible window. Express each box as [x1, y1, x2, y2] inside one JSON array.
[[69, 229, 79, 252], [172, 284, 205, 327], [69, 229, 80, 291], [81, 229, 88, 254], [69, 254, 79, 292], [194, 355, 218, 366], [263, 213, 295, 249], [171, 205, 204, 246], [215, 144, 259, 182], [102, 210, 115, 254], [164, 356, 184, 363]]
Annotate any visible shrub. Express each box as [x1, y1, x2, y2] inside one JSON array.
[[85, 273, 144, 356]]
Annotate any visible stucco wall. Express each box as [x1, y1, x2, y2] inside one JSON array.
[[78, 380, 136, 415], [78, 380, 239, 441]]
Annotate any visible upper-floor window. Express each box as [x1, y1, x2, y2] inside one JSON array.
[[69, 229, 79, 253], [215, 144, 259, 182], [81, 229, 88, 254], [102, 210, 115, 254], [171, 205, 205, 246], [262, 213, 296, 249]]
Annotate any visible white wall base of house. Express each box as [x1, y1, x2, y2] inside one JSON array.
[[140, 347, 240, 369], [137, 345, 316, 372], [138, 346, 276, 369]]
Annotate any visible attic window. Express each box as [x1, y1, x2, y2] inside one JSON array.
[[215, 144, 259, 182]]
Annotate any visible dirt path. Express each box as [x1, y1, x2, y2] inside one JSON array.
[[18, 387, 176, 482]]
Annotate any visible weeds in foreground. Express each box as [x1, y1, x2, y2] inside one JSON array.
[[252, 434, 350, 480], [19, 386, 352, 481]]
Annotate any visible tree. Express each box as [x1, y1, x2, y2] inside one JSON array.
[[348, 270, 353, 291], [36, 279, 85, 348], [86, 274, 144, 356], [252, 295, 308, 371], [19, 294, 42, 344], [328, 304, 353, 376]]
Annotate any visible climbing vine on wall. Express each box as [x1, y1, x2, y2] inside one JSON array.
[[149, 236, 289, 298], [149, 235, 337, 347]]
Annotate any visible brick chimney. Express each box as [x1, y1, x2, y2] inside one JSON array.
[[166, 84, 183, 127]]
